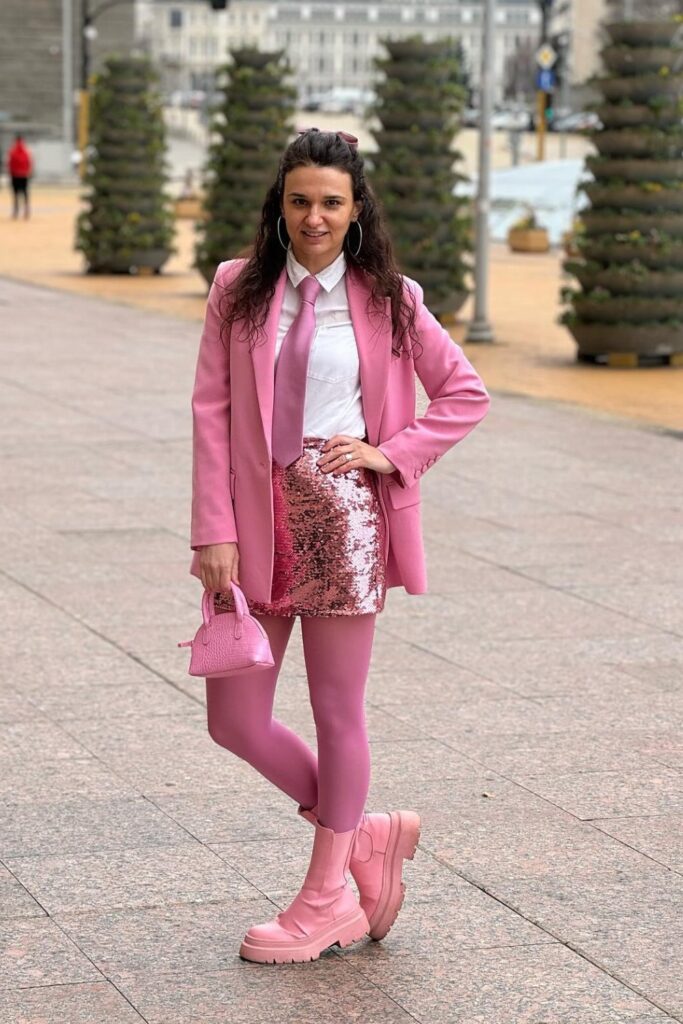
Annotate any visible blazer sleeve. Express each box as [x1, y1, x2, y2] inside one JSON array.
[[377, 277, 490, 488], [190, 261, 240, 549]]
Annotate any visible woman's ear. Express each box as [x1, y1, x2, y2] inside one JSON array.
[[353, 199, 363, 219]]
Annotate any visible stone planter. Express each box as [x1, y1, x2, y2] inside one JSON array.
[[596, 73, 683, 102], [174, 196, 205, 219], [571, 295, 683, 322], [581, 210, 683, 235], [582, 183, 683, 211], [580, 237, 683, 267], [594, 103, 679, 129], [601, 45, 677, 75], [592, 129, 683, 158], [570, 264, 683, 296], [88, 248, 172, 275], [508, 227, 550, 253], [384, 39, 445, 61], [605, 21, 681, 47], [568, 321, 683, 360], [586, 155, 683, 181]]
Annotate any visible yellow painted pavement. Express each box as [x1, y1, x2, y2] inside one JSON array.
[[1, 185, 681, 432]]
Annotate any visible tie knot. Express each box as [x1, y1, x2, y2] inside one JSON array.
[[298, 275, 322, 306]]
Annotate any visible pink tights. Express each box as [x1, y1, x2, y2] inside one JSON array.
[[205, 613, 376, 833]]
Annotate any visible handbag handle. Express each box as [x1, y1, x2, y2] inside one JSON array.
[[201, 582, 249, 639]]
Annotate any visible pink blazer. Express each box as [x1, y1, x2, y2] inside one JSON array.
[[189, 258, 490, 602]]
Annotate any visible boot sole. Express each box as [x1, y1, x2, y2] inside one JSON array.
[[369, 810, 421, 941], [238, 906, 368, 964]]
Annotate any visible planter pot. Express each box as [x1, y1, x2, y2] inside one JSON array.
[[582, 182, 683, 210], [594, 103, 680, 129], [384, 39, 446, 61], [378, 109, 456, 131], [508, 227, 550, 253], [601, 46, 677, 76], [580, 238, 683, 266], [605, 21, 682, 47], [567, 320, 683, 358], [376, 60, 442, 83], [581, 210, 683, 235], [586, 156, 683, 181], [174, 196, 206, 219], [88, 248, 172, 274], [592, 129, 683, 157], [570, 265, 683, 296], [232, 48, 283, 69], [595, 74, 683, 102], [433, 291, 469, 320], [562, 230, 581, 257], [571, 295, 683, 321]]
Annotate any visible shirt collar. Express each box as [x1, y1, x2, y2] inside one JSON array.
[[286, 246, 347, 293]]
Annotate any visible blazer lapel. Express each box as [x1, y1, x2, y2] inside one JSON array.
[[346, 264, 392, 447], [233, 268, 287, 457]]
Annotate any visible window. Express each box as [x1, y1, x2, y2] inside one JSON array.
[[169, 9, 182, 29]]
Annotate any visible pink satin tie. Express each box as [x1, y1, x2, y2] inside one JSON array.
[[272, 274, 323, 468]]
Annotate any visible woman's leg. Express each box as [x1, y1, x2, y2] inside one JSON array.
[[301, 613, 376, 833], [205, 614, 318, 808]]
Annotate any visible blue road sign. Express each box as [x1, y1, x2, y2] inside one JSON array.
[[536, 68, 555, 92]]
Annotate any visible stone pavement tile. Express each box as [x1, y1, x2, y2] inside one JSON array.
[[0, 690, 49, 724], [55, 895, 276, 982], [0, 721, 95, 761], [27, 677, 199, 722], [0, 796, 196, 859], [445, 729, 663, 776], [618, 661, 681, 690], [115, 957, 418, 1024], [4, 843, 256, 915], [366, 739, 489, 784], [338, 876, 554, 958], [503, 540, 683, 589], [421, 816, 652, 886], [350, 942, 662, 1024], [545, 689, 683, 735], [367, 664, 510, 705], [0, 916, 101, 991], [0, 757, 139, 806], [0, 864, 44, 921], [0, 484, 145, 533], [0, 983, 146, 1024], [381, 587, 641, 644], [407, 541, 543, 595], [590, 814, 683, 873], [425, 633, 683, 689], [569, 584, 683, 636], [514, 767, 683, 820], [53, 713, 247, 793], [151, 787, 301, 844]]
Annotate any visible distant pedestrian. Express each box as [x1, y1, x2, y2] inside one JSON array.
[[7, 135, 32, 219], [190, 127, 490, 964]]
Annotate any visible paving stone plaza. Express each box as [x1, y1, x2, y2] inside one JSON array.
[[0, 268, 682, 1022]]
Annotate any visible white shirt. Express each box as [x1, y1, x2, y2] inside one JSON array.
[[275, 247, 367, 440]]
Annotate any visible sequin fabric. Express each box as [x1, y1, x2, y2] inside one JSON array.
[[215, 437, 386, 617]]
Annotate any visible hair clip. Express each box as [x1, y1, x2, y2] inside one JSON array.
[[297, 127, 359, 151]]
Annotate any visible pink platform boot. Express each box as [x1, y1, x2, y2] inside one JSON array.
[[298, 805, 421, 941], [239, 817, 369, 964]]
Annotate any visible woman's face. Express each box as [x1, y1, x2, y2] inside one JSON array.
[[280, 164, 362, 272]]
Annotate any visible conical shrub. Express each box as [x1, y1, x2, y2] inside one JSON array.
[[76, 55, 175, 274], [561, 9, 683, 364], [370, 35, 471, 318], [195, 47, 296, 283]]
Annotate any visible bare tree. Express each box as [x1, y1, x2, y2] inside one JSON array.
[[503, 37, 536, 101]]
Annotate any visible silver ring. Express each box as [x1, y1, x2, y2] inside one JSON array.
[[345, 452, 353, 462]]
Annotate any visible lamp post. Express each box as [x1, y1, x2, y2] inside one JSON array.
[[465, 0, 496, 343]]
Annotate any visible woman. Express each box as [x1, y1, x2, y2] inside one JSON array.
[[189, 128, 490, 965]]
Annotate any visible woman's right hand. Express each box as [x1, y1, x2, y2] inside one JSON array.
[[199, 542, 240, 592]]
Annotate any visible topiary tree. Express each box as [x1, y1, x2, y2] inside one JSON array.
[[561, 7, 683, 365], [370, 35, 471, 319], [76, 55, 175, 274], [195, 47, 296, 284]]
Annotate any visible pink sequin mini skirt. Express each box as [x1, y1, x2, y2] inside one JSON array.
[[215, 437, 387, 617]]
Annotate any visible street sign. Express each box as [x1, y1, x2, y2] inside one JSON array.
[[535, 43, 557, 69], [536, 68, 556, 92]]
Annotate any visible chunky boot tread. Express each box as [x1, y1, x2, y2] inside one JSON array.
[[369, 813, 421, 941]]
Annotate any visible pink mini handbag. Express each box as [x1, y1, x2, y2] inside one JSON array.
[[178, 583, 274, 678]]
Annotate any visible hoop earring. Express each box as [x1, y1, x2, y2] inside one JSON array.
[[276, 216, 290, 252], [346, 220, 363, 258]]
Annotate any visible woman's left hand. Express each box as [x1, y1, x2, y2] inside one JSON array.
[[317, 435, 397, 476]]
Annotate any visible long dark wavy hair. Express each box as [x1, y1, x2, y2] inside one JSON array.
[[219, 129, 418, 356]]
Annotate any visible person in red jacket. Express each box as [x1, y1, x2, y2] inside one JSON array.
[[7, 135, 33, 219]]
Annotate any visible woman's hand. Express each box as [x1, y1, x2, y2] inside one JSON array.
[[317, 435, 397, 476], [199, 542, 240, 592]]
